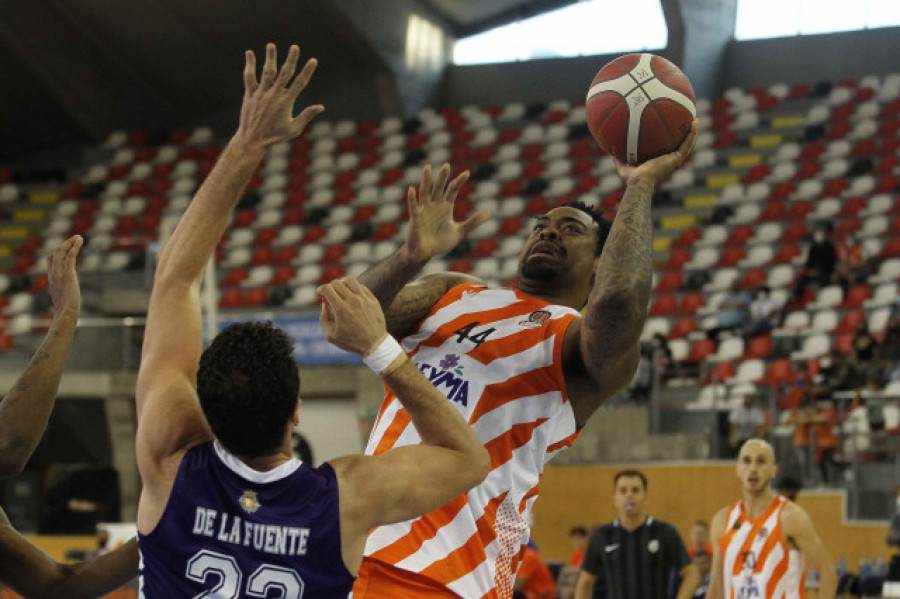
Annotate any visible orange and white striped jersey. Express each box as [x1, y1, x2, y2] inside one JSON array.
[[719, 496, 805, 599], [362, 283, 581, 598]]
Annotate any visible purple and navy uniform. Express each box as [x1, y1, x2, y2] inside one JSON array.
[[138, 441, 354, 598]]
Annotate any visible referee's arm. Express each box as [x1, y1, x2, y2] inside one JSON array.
[[674, 563, 701, 599], [705, 508, 728, 599], [574, 528, 603, 599]]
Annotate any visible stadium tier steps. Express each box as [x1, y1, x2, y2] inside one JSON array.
[[0, 72, 896, 367]]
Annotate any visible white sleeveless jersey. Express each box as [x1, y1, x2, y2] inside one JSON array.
[[362, 283, 581, 598], [720, 496, 805, 599]]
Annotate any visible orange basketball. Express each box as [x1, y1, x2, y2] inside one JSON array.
[[586, 53, 696, 165]]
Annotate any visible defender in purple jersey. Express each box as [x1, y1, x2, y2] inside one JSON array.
[[134, 43, 489, 599]]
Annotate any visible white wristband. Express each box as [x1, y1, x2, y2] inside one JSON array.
[[363, 335, 404, 374]]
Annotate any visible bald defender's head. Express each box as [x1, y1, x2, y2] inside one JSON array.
[[736, 438, 778, 496]]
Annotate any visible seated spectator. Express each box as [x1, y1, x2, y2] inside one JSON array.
[[815, 349, 866, 399], [688, 520, 713, 557], [793, 223, 837, 302], [810, 400, 841, 485], [787, 396, 814, 481], [706, 280, 751, 340], [728, 394, 767, 456], [651, 332, 674, 379], [513, 543, 556, 599], [834, 231, 871, 292], [568, 526, 588, 568], [878, 316, 900, 382], [852, 320, 879, 370], [840, 389, 871, 461], [743, 285, 781, 340], [691, 550, 711, 599], [783, 362, 815, 410]]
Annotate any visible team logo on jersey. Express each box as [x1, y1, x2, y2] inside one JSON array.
[[648, 539, 659, 553], [439, 354, 464, 375], [518, 310, 551, 327], [239, 490, 261, 514], [758, 526, 768, 539]]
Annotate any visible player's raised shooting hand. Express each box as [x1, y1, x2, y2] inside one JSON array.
[[403, 163, 490, 263], [614, 119, 699, 189], [235, 43, 324, 153]]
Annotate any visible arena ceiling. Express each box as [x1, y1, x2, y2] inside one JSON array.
[[0, 0, 577, 164]]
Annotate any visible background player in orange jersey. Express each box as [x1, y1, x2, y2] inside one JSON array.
[[706, 439, 836, 599], [351, 123, 697, 597], [0, 236, 139, 597]]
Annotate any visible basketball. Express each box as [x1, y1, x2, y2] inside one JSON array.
[[585, 53, 696, 165]]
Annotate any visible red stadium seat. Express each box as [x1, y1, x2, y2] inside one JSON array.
[[678, 293, 705, 315], [686, 339, 716, 362], [781, 222, 808, 243], [322, 245, 347, 263], [319, 264, 346, 283], [759, 203, 787, 222], [716, 247, 745, 267], [726, 225, 754, 245], [245, 288, 268, 306], [834, 309, 867, 334], [742, 336, 773, 360], [762, 359, 793, 387], [839, 286, 871, 309], [649, 294, 677, 316], [472, 238, 499, 258], [272, 266, 296, 285], [833, 333, 854, 354], [741, 268, 767, 290], [219, 287, 245, 309], [771, 244, 800, 264], [669, 317, 697, 340], [664, 248, 692, 270], [276, 246, 298, 263], [654, 271, 684, 293], [787, 201, 813, 221], [709, 361, 736, 384], [672, 228, 701, 248]]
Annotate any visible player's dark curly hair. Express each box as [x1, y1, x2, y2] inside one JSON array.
[[562, 200, 612, 255], [197, 321, 300, 459]]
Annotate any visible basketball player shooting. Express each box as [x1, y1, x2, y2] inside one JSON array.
[[706, 439, 836, 599], [134, 43, 489, 598], [349, 117, 697, 594]]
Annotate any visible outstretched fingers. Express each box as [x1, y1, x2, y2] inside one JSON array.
[[288, 57, 318, 99], [259, 43, 278, 89], [243, 50, 258, 95], [276, 45, 300, 89]]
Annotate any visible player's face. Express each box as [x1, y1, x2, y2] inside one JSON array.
[[736, 442, 777, 493], [613, 476, 647, 519], [518, 207, 600, 284]]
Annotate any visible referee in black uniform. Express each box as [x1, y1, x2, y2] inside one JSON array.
[[574, 470, 700, 599]]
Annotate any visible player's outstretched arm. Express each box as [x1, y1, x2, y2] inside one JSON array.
[[357, 163, 489, 337], [318, 278, 489, 571], [0, 509, 138, 599], [565, 121, 698, 426], [0, 236, 82, 477], [705, 508, 726, 599], [783, 502, 837, 599], [135, 43, 322, 529]]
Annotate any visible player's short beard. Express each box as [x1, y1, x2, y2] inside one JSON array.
[[520, 261, 557, 280]]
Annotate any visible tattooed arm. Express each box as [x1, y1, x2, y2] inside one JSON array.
[[358, 163, 489, 337], [0, 236, 82, 478], [564, 123, 698, 426]]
